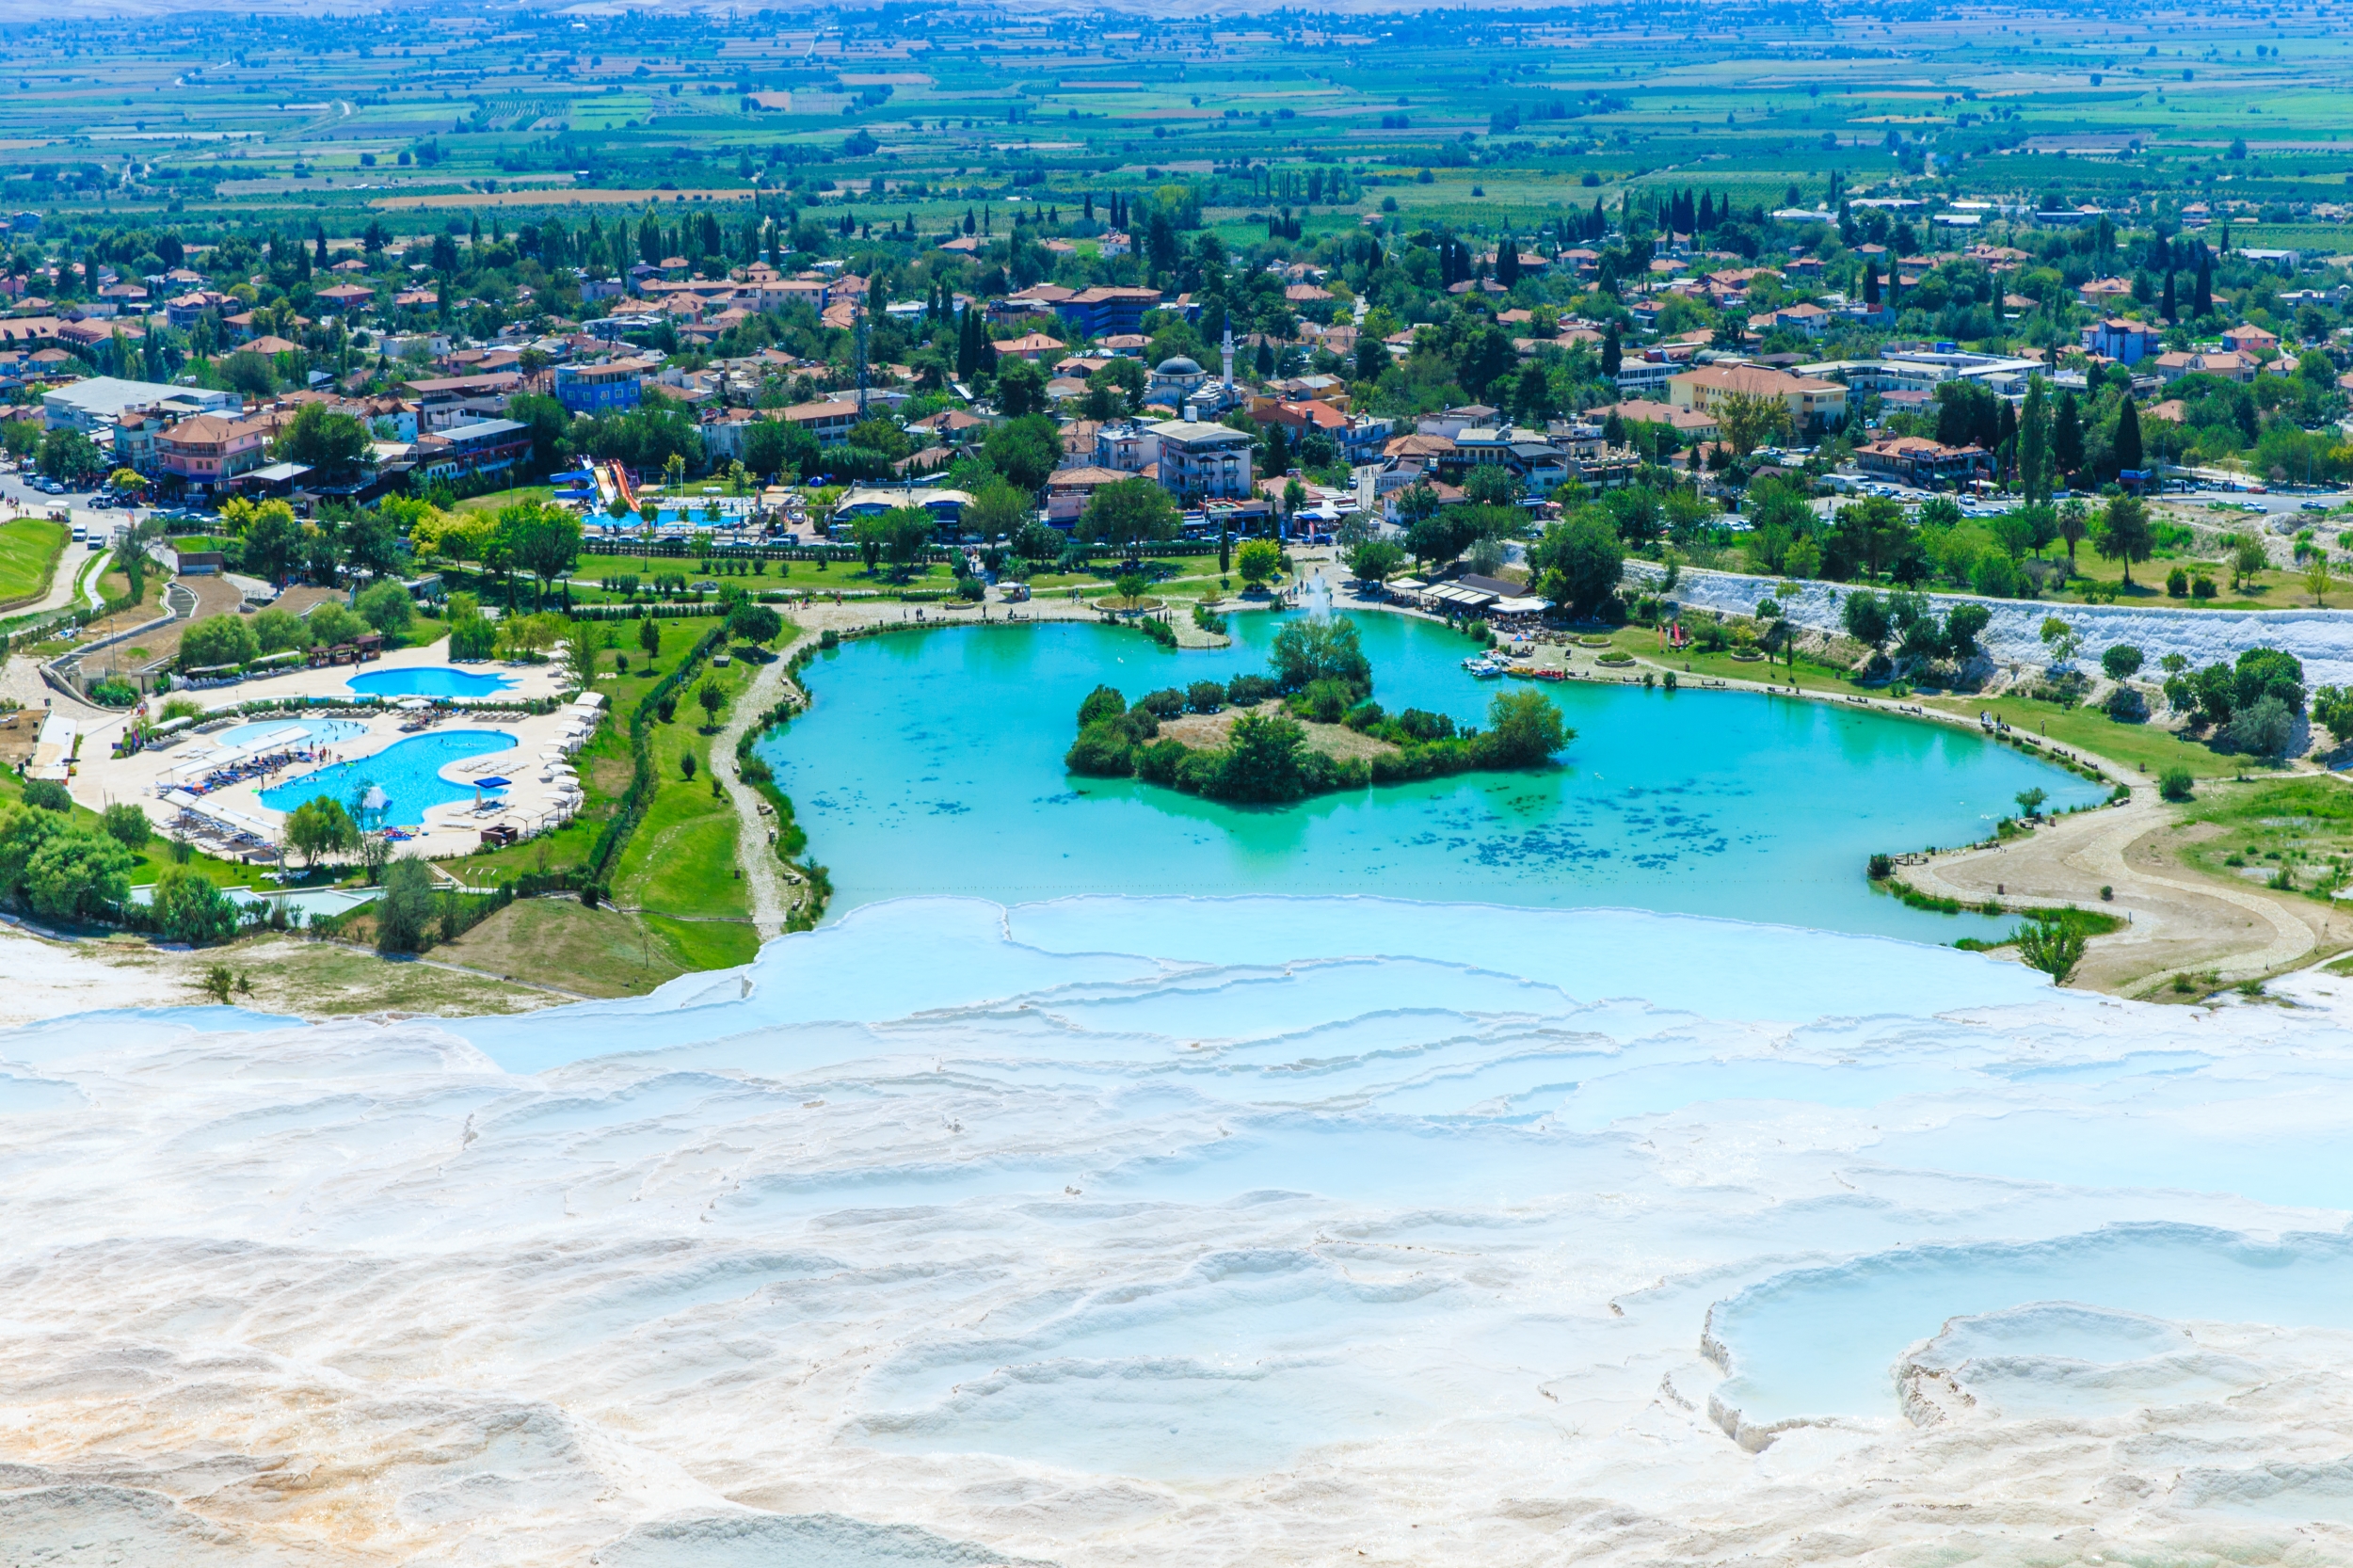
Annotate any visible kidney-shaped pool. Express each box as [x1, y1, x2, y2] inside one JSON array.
[[260, 730, 518, 827]]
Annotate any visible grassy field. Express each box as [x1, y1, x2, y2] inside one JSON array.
[[1922, 693, 2256, 779], [0, 518, 67, 609], [455, 486, 555, 516], [2172, 775, 2353, 900], [439, 895, 718, 998]]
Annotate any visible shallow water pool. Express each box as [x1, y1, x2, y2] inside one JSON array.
[[216, 716, 368, 748], [259, 729, 517, 826], [760, 615, 2105, 942], [347, 666, 518, 699]]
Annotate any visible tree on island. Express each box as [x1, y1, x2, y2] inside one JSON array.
[[1270, 616, 1372, 696]]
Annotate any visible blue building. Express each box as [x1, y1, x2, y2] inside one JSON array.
[[552, 360, 644, 416], [1051, 286, 1163, 339]]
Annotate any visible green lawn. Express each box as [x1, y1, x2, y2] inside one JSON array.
[[1923, 693, 2255, 779], [0, 517, 67, 607], [455, 485, 555, 515], [2173, 776, 2353, 902]]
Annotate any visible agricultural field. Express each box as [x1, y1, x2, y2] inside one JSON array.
[[0, 5, 2349, 255]]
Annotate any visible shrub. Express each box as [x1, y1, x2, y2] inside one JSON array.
[[448, 612, 499, 660], [819, 628, 840, 648], [1394, 708, 1456, 743], [150, 865, 241, 945], [1473, 689, 1572, 767], [88, 679, 138, 707], [2166, 567, 2189, 599], [102, 802, 151, 851], [1226, 673, 1277, 707], [680, 751, 698, 781], [1139, 616, 1176, 648], [2222, 694, 2294, 757], [21, 777, 72, 813], [1134, 737, 1189, 784], [1185, 680, 1225, 714], [1137, 687, 1187, 719], [1065, 721, 1137, 776], [1077, 684, 1127, 728], [1295, 678, 1354, 724], [2104, 684, 2148, 723], [1867, 853, 1895, 880], [2191, 574, 2217, 600], [2158, 767, 2195, 802]]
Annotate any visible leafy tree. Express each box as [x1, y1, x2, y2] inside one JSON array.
[[150, 865, 241, 945], [284, 795, 358, 870], [1078, 477, 1179, 558], [1235, 536, 1283, 590], [984, 414, 1062, 492], [20, 826, 135, 922], [2039, 616, 2082, 667], [637, 616, 663, 664], [696, 678, 724, 726], [2234, 647, 2306, 713], [500, 500, 583, 608], [356, 581, 414, 636], [743, 418, 822, 483], [1943, 602, 1991, 661], [1269, 616, 1371, 696], [2015, 786, 2049, 819], [1345, 538, 1404, 584], [964, 480, 1032, 542], [308, 602, 367, 648], [1404, 511, 1477, 571], [1013, 520, 1064, 565], [853, 506, 934, 577], [37, 427, 104, 486], [2101, 644, 2144, 680], [235, 498, 304, 584], [1076, 684, 1128, 728], [1212, 711, 1310, 802], [2223, 694, 2294, 757], [504, 392, 573, 478], [728, 600, 783, 646], [2055, 499, 2090, 574], [101, 802, 151, 852], [1479, 689, 1572, 766], [375, 856, 439, 953], [1461, 464, 1522, 507], [1527, 512, 1625, 618], [1840, 587, 1892, 650], [1715, 389, 1791, 456], [274, 403, 372, 484], [995, 357, 1051, 418], [2312, 684, 2353, 747], [179, 613, 260, 672]]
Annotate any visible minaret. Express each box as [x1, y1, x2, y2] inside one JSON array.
[[1221, 323, 1235, 392]]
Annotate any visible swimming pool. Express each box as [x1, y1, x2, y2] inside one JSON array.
[[259, 730, 518, 827], [347, 666, 518, 699], [216, 717, 369, 748]]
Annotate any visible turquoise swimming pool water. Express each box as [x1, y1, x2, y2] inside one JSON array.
[[347, 666, 517, 699], [217, 717, 369, 747], [260, 730, 517, 827], [758, 614, 2107, 942]]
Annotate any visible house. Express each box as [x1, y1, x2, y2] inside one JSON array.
[[405, 373, 522, 433], [907, 408, 990, 447], [1050, 286, 1163, 338], [2159, 349, 2254, 385], [781, 397, 864, 447], [2221, 324, 2281, 357], [313, 282, 376, 315], [1667, 363, 1847, 433], [991, 331, 1066, 363], [1593, 399, 1721, 440], [1149, 419, 1254, 501], [2075, 277, 2134, 309], [1855, 436, 1993, 488], [45, 376, 235, 432], [416, 417, 531, 480], [155, 412, 272, 488], [1748, 302, 1832, 340], [552, 360, 644, 416], [1045, 464, 1132, 524], [2081, 318, 2164, 365], [1094, 420, 1160, 473]]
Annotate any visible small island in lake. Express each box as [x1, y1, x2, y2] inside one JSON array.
[[1065, 618, 1574, 804]]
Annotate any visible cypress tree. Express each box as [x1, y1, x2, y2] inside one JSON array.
[[2193, 254, 2213, 316], [2018, 375, 2052, 504], [2053, 389, 2085, 478], [2114, 395, 2143, 474], [1863, 258, 1880, 307], [1601, 321, 1622, 377], [2161, 268, 2175, 321]]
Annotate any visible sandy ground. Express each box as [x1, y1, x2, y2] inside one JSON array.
[[1903, 779, 2353, 996]]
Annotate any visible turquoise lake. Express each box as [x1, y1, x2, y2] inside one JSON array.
[[759, 611, 2107, 942]]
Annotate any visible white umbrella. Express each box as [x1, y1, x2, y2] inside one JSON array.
[[360, 785, 390, 812]]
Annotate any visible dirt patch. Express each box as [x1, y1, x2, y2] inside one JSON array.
[[439, 895, 692, 998], [1159, 708, 1400, 763]]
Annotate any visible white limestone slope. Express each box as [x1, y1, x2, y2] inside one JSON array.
[[6, 897, 2353, 1565]]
